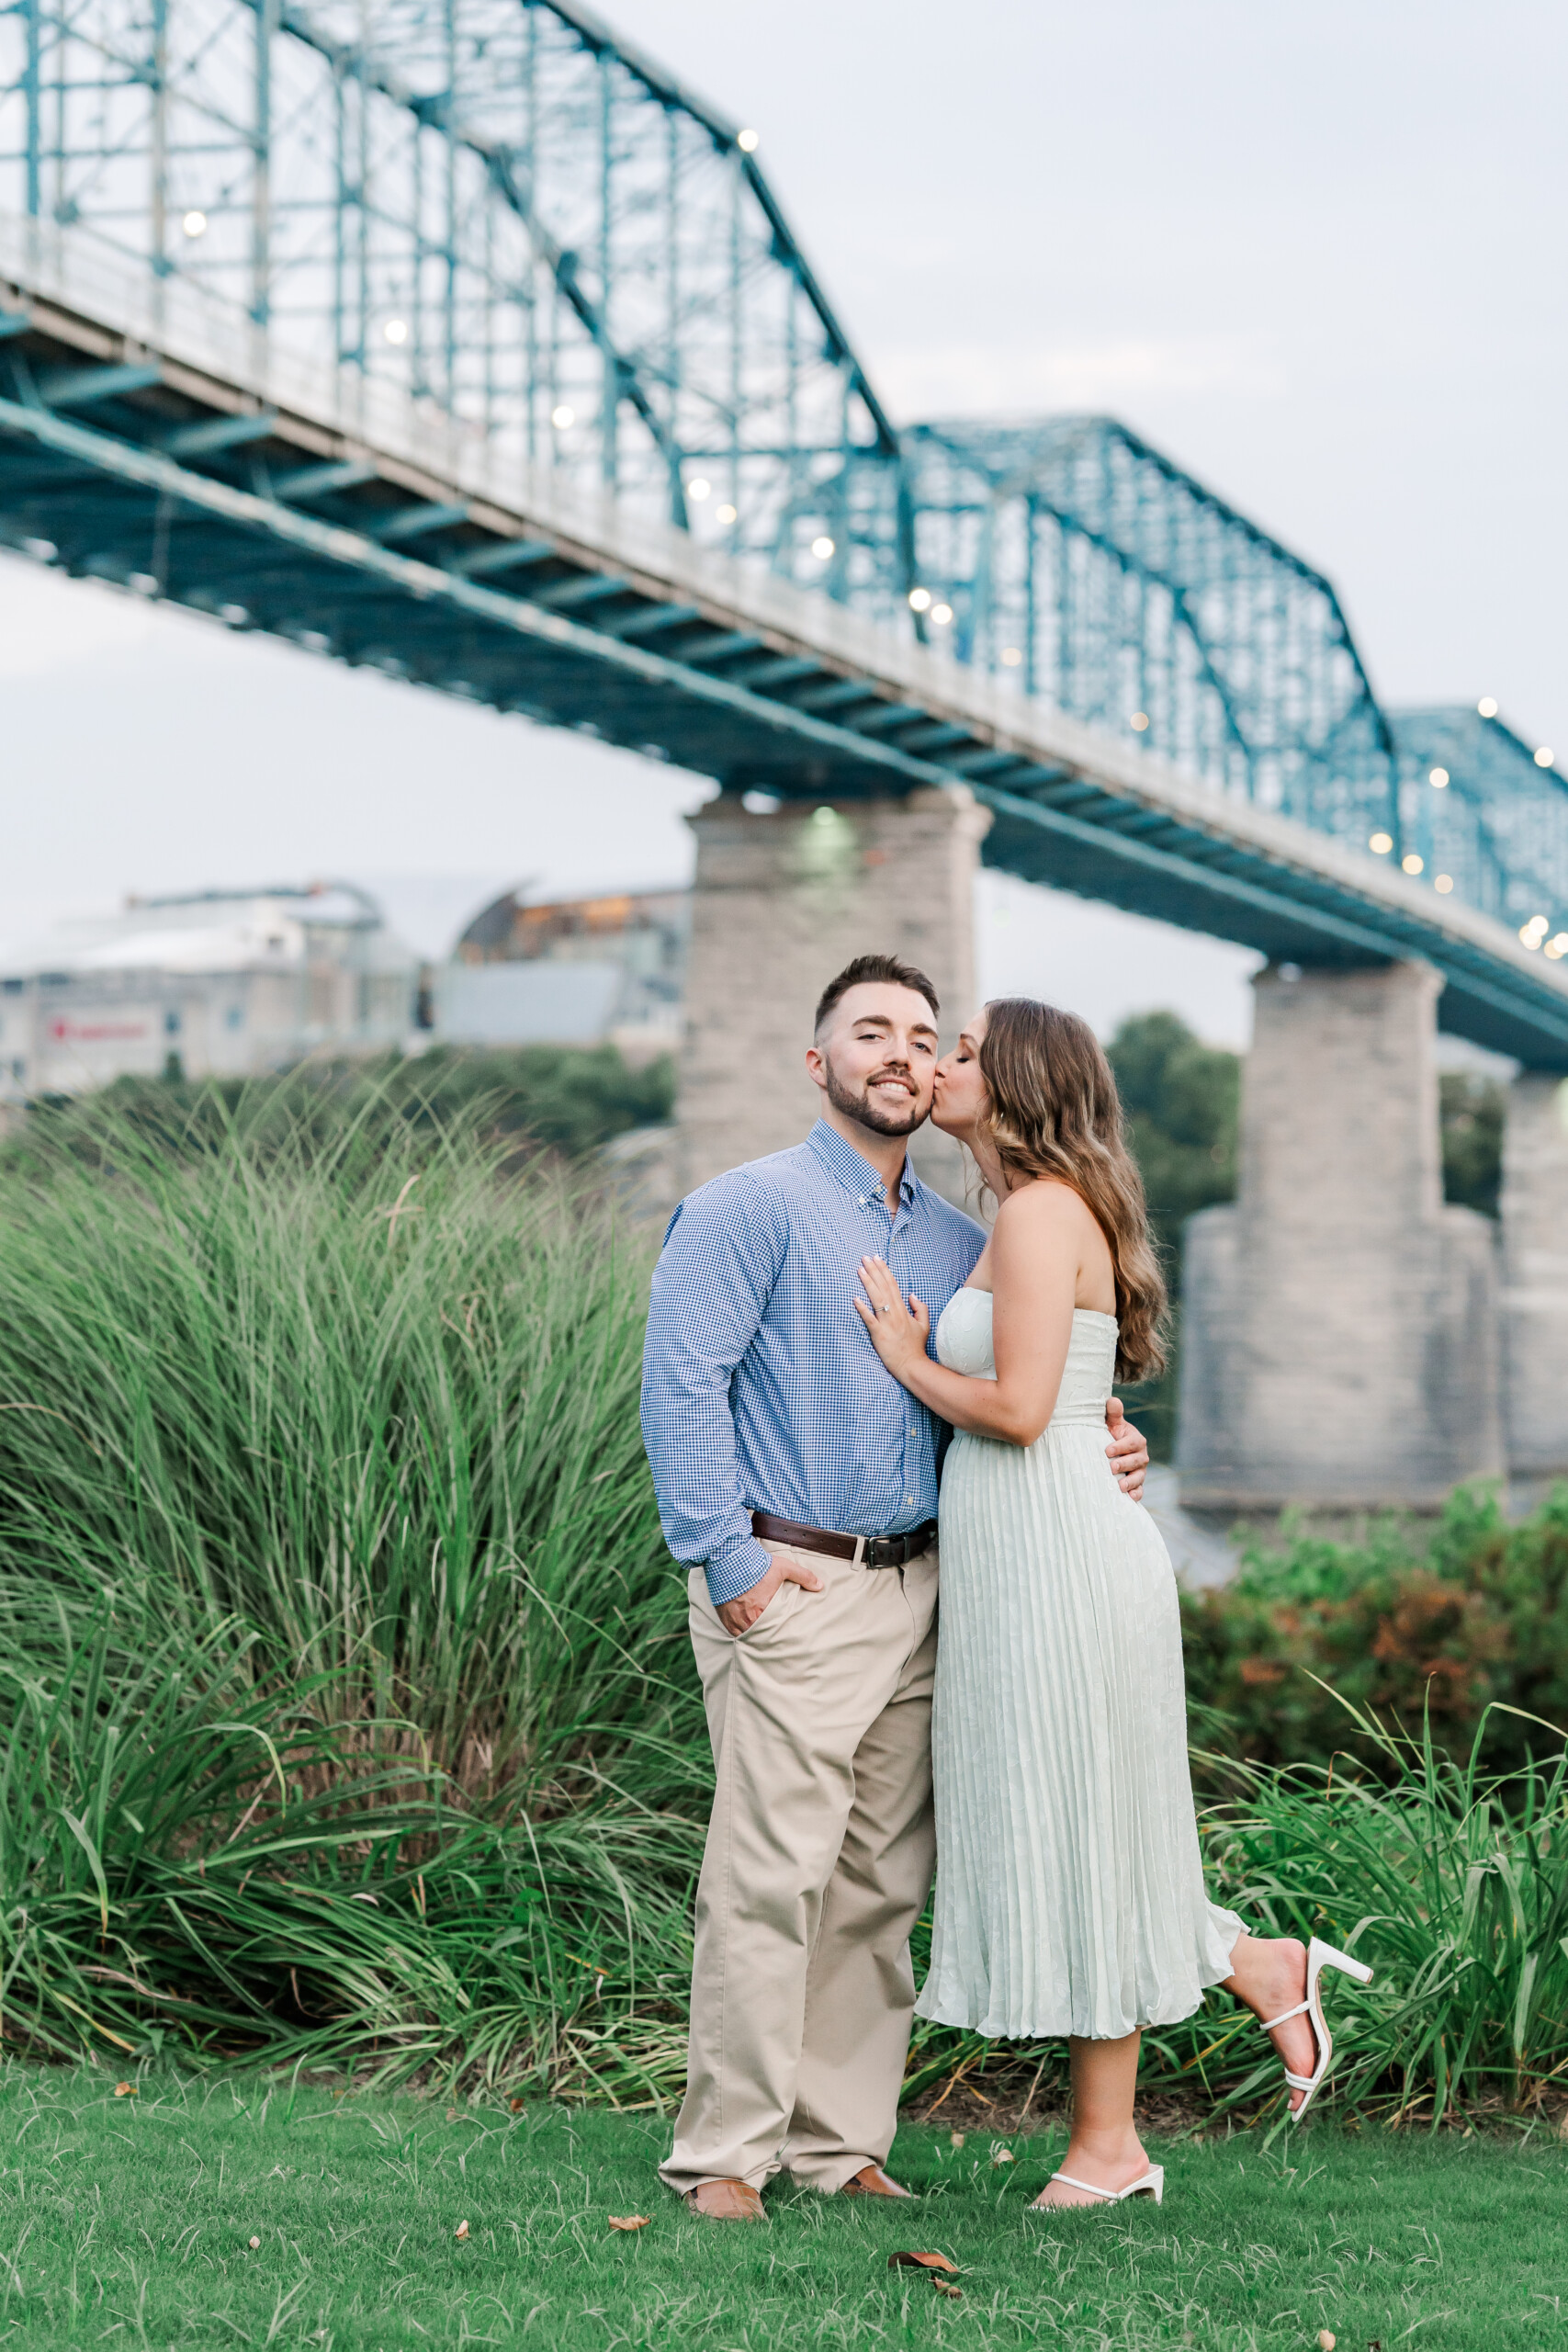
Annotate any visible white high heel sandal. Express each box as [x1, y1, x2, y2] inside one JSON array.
[[1261, 1936, 1374, 2121], [1033, 2165, 1164, 2208]]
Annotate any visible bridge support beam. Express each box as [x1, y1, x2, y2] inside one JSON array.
[[1179, 961, 1503, 1510], [676, 786, 990, 1201], [1500, 1071, 1568, 1480]]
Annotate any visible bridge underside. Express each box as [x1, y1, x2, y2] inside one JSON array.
[[4, 285, 1567, 1069]]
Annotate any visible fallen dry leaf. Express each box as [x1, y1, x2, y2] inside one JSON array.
[[934, 2279, 964, 2299], [1318, 2335, 1337, 2350], [510, 2097, 524, 2113], [888, 2251, 960, 2274], [948, 2131, 966, 2149], [248, 2236, 260, 2250], [113, 2082, 137, 2098], [455, 2220, 469, 2241], [608, 2215, 651, 2233], [991, 2145, 1015, 2166]]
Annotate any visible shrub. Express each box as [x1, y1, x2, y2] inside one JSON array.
[[1180, 1486, 1568, 1778]]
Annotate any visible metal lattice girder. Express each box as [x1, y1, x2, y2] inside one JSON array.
[[897, 419, 1395, 846], [0, 0, 904, 581], [0, 0, 1565, 1059], [1390, 707, 1568, 940]]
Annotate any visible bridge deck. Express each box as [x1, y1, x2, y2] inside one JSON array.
[[3, 216, 1567, 1068]]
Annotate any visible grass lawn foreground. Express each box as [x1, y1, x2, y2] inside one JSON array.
[[0, 2075, 1562, 2349]]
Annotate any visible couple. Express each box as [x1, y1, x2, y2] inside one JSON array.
[[640, 953, 1370, 2218]]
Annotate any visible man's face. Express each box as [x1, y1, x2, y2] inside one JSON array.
[[806, 982, 940, 1137]]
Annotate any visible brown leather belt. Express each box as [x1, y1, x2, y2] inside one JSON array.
[[750, 1510, 938, 1569]]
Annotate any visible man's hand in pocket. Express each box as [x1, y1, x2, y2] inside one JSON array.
[[716, 1552, 825, 1637]]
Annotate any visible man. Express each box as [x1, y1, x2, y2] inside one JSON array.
[[640, 954, 1148, 2220]]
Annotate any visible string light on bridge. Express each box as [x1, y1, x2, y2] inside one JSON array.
[[1428, 767, 1449, 787], [737, 128, 760, 152], [383, 317, 408, 345], [931, 603, 953, 625], [908, 588, 932, 613], [1435, 874, 1454, 893], [1535, 746, 1555, 768], [1130, 711, 1150, 731], [1000, 647, 1022, 666], [811, 536, 835, 560], [1369, 831, 1393, 854], [182, 209, 207, 238], [1546, 934, 1568, 961], [1520, 916, 1550, 949], [688, 477, 711, 502], [716, 503, 737, 523], [550, 403, 574, 429], [1402, 854, 1424, 875], [1477, 697, 1499, 718]]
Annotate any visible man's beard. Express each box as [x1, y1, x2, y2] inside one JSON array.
[[823, 1057, 927, 1137]]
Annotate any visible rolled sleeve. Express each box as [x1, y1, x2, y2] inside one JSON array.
[[639, 1173, 788, 1605]]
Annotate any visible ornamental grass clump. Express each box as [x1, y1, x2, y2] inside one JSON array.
[[908, 1699, 1568, 2128], [0, 1089, 705, 2097], [1160, 1700, 1568, 2122]]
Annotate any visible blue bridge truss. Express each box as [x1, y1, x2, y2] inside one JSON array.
[[1, 0, 1565, 1061]]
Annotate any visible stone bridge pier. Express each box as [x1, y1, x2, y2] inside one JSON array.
[[1179, 961, 1508, 1510], [1500, 1071, 1568, 1482], [676, 786, 992, 1204]]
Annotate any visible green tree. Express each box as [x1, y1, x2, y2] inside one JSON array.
[[1106, 1012, 1239, 1459], [1107, 1012, 1239, 1274], [1438, 1069, 1505, 1217]]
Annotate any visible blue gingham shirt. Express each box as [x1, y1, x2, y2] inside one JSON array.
[[641, 1119, 987, 1604]]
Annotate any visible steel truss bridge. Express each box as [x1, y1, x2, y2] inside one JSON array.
[[1, 0, 1565, 1063]]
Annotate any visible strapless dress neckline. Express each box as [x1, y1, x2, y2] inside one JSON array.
[[934, 1291, 1119, 1431]]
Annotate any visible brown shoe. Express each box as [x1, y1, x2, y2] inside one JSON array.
[[683, 2177, 767, 2221], [840, 2163, 914, 2199]]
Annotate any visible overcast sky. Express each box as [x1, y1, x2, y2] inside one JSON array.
[[4, 0, 1561, 1046]]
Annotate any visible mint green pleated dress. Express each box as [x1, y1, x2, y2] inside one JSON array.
[[916, 1294, 1243, 2041]]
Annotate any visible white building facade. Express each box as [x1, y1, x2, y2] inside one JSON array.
[[0, 885, 418, 1102]]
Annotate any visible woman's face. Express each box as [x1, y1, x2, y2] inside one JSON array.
[[931, 1008, 988, 1139]]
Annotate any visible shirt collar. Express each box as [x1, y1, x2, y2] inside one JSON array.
[[807, 1117, 919, 1210]]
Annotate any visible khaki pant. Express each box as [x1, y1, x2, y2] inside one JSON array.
[[660, 1541, 939, 2197]]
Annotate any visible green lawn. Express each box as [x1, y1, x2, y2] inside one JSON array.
[[1, 2073, 1563, 2349]]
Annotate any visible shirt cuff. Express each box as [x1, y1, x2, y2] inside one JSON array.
[[705, 1534, 773, 1608]]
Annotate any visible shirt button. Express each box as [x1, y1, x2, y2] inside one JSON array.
[[905, 1495, 915, 1506]]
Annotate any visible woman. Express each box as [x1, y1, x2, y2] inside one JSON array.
[[853, 999, 1371, 2209]]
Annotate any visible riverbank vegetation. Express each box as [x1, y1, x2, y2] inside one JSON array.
[[0, 1078, 1561, 2130]]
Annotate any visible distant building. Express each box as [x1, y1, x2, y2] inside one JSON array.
[[435, 886, 687, 1063], [0, 884, 418, 1102]]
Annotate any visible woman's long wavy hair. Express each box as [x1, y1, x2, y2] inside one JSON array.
[[976, 997, 1167, 1384]]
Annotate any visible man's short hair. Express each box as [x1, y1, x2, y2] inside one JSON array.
[[813, 954, 940, 1036]]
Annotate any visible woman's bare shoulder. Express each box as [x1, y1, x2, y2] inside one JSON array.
[[993, 1176, 1092, 1229], [990, 1180, 1096, 1272]]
